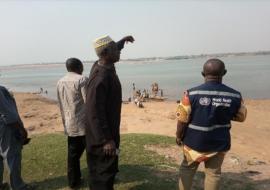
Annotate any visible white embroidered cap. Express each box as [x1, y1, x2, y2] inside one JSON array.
[[93, 35, 113, 50]]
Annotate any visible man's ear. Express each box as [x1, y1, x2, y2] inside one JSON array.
[[100, 48, 109, 57], [223, 69, 227, 76], [78, 65, 83, 74], [201, 71, 205, 77]]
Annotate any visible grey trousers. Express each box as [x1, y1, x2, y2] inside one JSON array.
[[0, 123, 26, 190]]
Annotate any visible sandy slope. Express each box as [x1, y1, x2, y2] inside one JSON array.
[[14, 93, 270, 189]]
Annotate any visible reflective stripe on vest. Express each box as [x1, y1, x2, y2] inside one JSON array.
[[189, 90, 241, 98], [188, 124, 231, 132]]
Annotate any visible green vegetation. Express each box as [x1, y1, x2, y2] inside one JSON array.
[[3, 134, 257, 190], [21, 134, 178, 190]]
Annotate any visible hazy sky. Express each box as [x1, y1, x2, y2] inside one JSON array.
[[0, 0, 270, 66]]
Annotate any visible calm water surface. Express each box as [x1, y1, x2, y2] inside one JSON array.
[[0, 55, 269, 100]]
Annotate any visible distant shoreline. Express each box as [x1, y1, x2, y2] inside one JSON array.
[[13, 91, 270, 103], [0, 50, 269, 68], [124, 50, 270, 62]]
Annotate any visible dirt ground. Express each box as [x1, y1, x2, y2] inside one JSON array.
[[15, 93, 270, 189]]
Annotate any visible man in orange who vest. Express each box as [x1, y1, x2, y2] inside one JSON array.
[[176, 59, 247, 190]]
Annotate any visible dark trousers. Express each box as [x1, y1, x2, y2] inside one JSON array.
[[87, 147, 119, 190], [0, 123, 26, 190], [67, 136, 86, 188]]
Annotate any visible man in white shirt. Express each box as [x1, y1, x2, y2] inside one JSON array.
[[57, 58, 88, 189]]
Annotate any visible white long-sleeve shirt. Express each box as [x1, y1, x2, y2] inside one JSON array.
[[57, 72, 88, 136]]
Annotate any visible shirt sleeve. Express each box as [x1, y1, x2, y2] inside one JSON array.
[[11, 95, 24, 128], [56, 83, 66, 127], [232, 99, 247, 122], [116, 39, 125, 51], [0, 87, 20, 125], [80, 76, 89, 103], [176, 91, 192, 123], [95, 81, 113, 141]]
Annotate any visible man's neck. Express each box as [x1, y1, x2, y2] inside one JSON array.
[[68, 71, 81, 75], [205, 76, 222, 83], [98, 59, 114, 69], [98, 58, 115, 66]]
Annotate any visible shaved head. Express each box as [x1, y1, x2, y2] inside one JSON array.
[[202, 58, 226, 77]]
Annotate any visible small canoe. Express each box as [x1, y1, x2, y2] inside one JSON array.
[[147, 95, 167, 101]]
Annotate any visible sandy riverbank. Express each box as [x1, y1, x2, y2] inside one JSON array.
[[14, 92, 270, 189]]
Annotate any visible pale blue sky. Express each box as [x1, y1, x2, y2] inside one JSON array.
[[0, 0, 270, 66]]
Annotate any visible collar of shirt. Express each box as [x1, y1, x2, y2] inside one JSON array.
[[64, 72, 85, 80], [67, 72, 81, 76], [205, 81, 221, 85]]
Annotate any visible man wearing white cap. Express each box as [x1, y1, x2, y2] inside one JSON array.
[[85, 35, 134, 190]]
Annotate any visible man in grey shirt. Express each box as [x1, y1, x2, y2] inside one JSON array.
[[0, 85, 34, 190], [57, 58, 88, 189]]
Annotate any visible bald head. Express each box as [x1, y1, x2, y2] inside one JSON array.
[[202, 59, 227, 80]]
